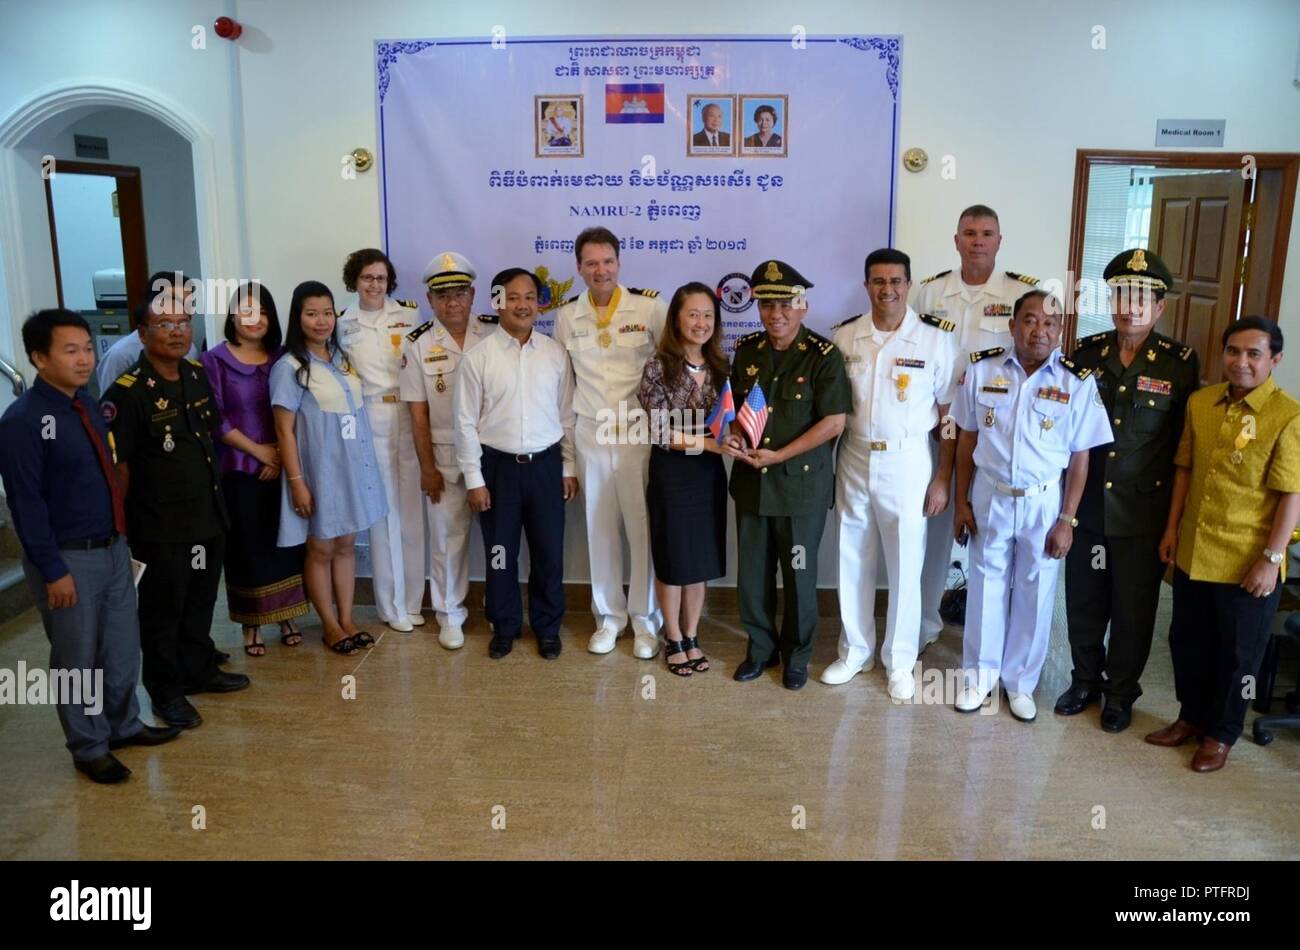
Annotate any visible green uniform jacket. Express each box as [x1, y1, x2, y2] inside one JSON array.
[[727, 324, 852, 516], [1072, 329, 1199, 537]]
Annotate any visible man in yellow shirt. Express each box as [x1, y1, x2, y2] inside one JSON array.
[[1151, 316, 1300, 772]]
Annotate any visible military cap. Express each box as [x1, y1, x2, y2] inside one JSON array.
[[1104, 248, 1172, 293], [422, 251, 476, 291], [749, 259, 813, 300]]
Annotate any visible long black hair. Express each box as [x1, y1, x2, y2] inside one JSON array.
[[657, 281, 728, 390], [223, 280, 283, 350], [283, 280, 346, 388]]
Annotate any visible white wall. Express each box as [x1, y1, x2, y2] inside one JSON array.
[[2, 0, 1299, 587]]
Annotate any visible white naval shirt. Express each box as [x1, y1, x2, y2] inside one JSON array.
[[953, 347, 1112, 488], [398, 315, 496, 445], [337, 297, 421, 398], [912, 269, 1040, 359], [554, 284, 668, 423], [452, 326, 577, 490], [833, 307, 960, 443]]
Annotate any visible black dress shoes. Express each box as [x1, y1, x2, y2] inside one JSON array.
[[1101, 698, 1133, 733], [734, 658, 766, 681], [154, 697, 202, 729], [185, 671, 250, 695], [765, 653, 781, 669], [109, 724, 182, 749], [538, 637, 562, 660], [75, 753, 131, 784], [489, 635, 515, 659], [214, 650, 231, 664], [783, 667, 808, 691], [1053, 682, 1102, 716]]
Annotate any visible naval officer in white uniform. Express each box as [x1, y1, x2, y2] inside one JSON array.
[[400, 252, 496, 649], [338, 248, 427, 632], [912, 204, 1041, 652], [554, 227, 668, 659], [951, 290, 1111, 721], [823, 249, 960, 699]]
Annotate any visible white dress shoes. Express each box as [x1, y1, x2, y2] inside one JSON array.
[[632, 632, 660, 659], [407, 614, 427, 627], [386, 618, 414, 633], [887, 669, 916, 701], [955, 684, 990, 713], [438, 625, 464, 649], [819, 657, 874, 685], [587, 625, 620, 655], [1008, 691, 1038, 722]]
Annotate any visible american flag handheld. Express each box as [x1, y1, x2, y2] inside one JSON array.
[[736, 382, 770, 449]]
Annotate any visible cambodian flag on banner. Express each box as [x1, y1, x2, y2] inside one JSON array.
[[736, 382, 770, 449], [706, 378, 736, 445], [605, 83, 665, 123]]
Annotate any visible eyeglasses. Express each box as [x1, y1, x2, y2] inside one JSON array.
[[149, 319, 193, 332], [357, 274, 389, 284]]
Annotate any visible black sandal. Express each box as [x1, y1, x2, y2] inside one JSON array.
[[683, 635, 710, 673], [279, 621, 303, 647], [350, 631, 375, 648], [243, 626, 266, 657], [665, 638, 693, 676], [323, 634, 360, 655]]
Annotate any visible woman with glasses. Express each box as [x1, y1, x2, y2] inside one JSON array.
[[200, 282, 308, 656], [272, 281, 387, 655]]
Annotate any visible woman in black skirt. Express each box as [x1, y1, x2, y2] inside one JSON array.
[[637, 282, 729, 676]]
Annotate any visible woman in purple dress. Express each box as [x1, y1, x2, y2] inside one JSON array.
[[200, 282, 308, 656]]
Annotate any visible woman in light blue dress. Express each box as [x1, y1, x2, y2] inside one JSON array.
[[271, 281, 388, 655]]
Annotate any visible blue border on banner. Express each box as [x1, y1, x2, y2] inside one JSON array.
[[375, 34, 903, 258]]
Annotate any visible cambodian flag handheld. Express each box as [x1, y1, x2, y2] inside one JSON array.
[[706, 378, 737, 445], [736, 382, 770, 449]]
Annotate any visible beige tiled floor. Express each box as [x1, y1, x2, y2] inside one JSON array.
[[0, 585, 1296, 860]]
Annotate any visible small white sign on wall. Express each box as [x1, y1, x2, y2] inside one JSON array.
[[1155, 119, 1225, 147]]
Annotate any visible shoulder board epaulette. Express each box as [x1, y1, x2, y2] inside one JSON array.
[[1179, 346, 1194, 362], [186, 357, 202, 367], [562, 294, 581, 306], [921, 270, 951, 285], [1074, 331, 1111, 349], [112, 372, 137, 389], [919, 312, 956, 333], [1155, 337, 1174, 351], [831, 314, 864, 330], [969, 346, 1005, 364], [398, 299, 419, 309], [477, 313, 500, 324], [406, 320, 433, 343], [803, 329, 835, 356], [735, 330, 765, 348], [1006, 271, 1039, 286], [1058, 356, 1092, 381], [628, 287, 658, 298]]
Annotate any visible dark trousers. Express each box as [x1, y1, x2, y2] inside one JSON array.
[[21, 536, 144, 762], [129, 533, 225, 705], [736, 508, 827, 670], [478, 445, 565, 641], [1169, 568, 1281, 745], [1064, 526, 1166, 701]]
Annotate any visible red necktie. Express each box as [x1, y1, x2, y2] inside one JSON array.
[[72, 397, 127, 536]]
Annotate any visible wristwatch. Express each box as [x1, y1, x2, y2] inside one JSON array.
[[1057, 513, 1079, 528], [1263, 548, 1284, 565]]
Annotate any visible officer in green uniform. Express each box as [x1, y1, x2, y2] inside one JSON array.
[[724, 260, 852, 689], [1058, 248, 1199, 732], [101, 281, 246, 730]]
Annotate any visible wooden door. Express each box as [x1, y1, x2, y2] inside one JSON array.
[[1149, 172, 1246, 385]]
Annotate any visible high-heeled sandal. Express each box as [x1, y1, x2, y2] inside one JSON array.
[[682, 635, 709, 673], [243, 626, 266, 657], [279, 620, 303, 647], [323, 634, 360, 655], [664, 638, 693, 677]]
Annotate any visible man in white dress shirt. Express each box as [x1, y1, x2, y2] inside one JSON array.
[[554, 227, 667, 659], [337, 248, 427, 633], [951, 291, 1112, 721], [454, 268, 578, 660], [823, 249, 960, 698], [400, 251, 496, 650], [912, 206, 1041, 651]]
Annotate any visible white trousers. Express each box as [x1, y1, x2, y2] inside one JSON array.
[[426, 444, 472, 628], [963, 472, 1062, 695], [575, 419, 659, 636], [367, 400, 427, 622], [836, 436, 931, 673], [920, 436, 958, 640]]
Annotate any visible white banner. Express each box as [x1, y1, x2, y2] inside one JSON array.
[[376, 34, 901, 348]]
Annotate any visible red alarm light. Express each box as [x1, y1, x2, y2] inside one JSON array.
[[214, 16, 243, 40]]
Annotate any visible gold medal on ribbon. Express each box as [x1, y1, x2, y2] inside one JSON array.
[[1041, 416, 1054, 431], [984, 408, 996, 427], [896, 373, 910, 402], [435, 374, 446, 394], [163, 426, 175, 453], [1230, 450, 1244, 464]]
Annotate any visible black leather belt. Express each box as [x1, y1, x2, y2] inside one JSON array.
[[59, 533, 119, 551], [483, 443, 559, 464]]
